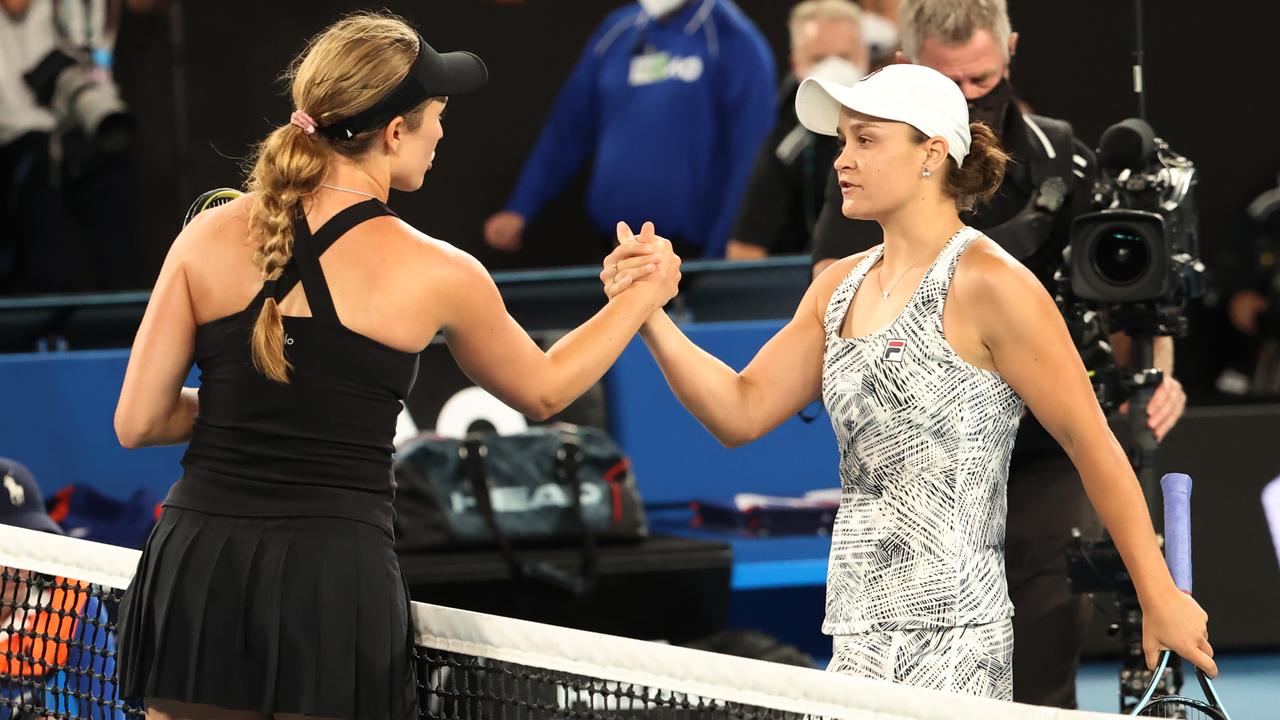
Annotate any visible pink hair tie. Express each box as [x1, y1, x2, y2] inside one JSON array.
[[289, 110, 317, 135]]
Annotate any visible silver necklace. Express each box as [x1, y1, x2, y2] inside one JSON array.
[[319, 183, 381, 201], [876, 248, 934, 300], [875, 229, 964, 300]]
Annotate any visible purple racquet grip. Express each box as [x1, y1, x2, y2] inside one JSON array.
[[1161, 473, 1193, 594], [1263, 475, 1280, 568]]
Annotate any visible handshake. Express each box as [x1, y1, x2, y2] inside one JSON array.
[[599, 221, 683, 309]]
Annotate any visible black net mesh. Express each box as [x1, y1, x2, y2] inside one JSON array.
[[0, 568, 139, 720], [417, 646, 810, 720]]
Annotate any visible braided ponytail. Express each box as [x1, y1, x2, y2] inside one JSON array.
[[242, 11, 429, 383], [245, 124, 329, 382]]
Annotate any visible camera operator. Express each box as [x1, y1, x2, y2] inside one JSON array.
[[1226, 173, 1280, 394], [808, 0, 1186, 708], [0, 0, 148, 294]]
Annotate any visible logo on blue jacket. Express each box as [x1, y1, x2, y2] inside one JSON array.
[[629, 52, 703, 86]]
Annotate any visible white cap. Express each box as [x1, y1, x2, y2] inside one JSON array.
[[795, 63, 971, 167]]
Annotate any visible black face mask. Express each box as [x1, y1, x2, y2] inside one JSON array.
[[967, 77, 1016, 135]]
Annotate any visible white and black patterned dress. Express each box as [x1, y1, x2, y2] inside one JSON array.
[[820, 227, 1024, 699]]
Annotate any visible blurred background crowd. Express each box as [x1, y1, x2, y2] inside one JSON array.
[[1, 0, 1278, 400]]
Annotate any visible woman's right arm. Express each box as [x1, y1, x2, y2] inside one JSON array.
[[436, 230, 680, 421], [606, 249, 857, 447]]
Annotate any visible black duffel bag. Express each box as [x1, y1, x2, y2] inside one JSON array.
[[392, 424, 647, 593]]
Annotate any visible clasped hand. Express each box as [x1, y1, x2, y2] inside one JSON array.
[[600, 221, 681, 305]]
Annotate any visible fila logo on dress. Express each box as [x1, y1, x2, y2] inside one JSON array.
[[883, 338, 907, 362]]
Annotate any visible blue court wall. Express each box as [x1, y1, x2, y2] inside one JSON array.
[[0, 321, 838, 505], [604, 320, 839, 505], [0, 350, 189, 498]]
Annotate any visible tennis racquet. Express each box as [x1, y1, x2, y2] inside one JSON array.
[[1130, 473, 1232, 719], [183, 187, 243, 227]]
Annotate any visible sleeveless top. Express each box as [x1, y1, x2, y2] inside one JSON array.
[[166, 199, 419, 536], [820, 227, 1024, 634]]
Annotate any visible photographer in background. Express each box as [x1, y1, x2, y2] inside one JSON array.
[[808, 0, 1186, 707], [0, 0, 149, 294], [1225, 173, 1280, 394], [857, 0, 901, 67], [726, 0, 868, 260]]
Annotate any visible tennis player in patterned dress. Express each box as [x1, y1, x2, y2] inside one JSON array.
[[603, 64, 1215, 700]]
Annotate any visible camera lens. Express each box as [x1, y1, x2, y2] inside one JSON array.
[[1092, 226, 1150, 285]]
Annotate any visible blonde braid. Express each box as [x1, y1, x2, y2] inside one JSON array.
[[246, 123, 328, 383], [241, 10, 431, 382]]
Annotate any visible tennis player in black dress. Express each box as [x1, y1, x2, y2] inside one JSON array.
[[114, 12, 680, 720]]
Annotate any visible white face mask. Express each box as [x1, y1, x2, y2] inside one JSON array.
[[638, 0, 688, 19], [804, 56, 866, 87]]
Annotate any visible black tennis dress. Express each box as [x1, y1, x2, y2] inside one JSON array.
[[118, 199, 421, 720]]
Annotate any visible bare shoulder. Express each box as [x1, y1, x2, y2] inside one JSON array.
[[374, 219, 498, 319], [807, 248, 876, 317], [159, 193, 261, 302], [951, 235, 1062, 344], [384, 218, 489, 282], [951, 235, 1047, 307]]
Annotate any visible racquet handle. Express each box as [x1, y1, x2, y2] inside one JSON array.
[[1161, 472, 1193, 593]]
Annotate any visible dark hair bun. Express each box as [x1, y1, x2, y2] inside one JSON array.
[[944, 121, 1010, 211]]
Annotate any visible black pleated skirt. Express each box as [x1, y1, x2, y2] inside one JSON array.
[[117, 507, 418, 720]]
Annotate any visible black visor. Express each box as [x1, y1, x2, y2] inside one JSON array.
[[318, 36, 488, 140]]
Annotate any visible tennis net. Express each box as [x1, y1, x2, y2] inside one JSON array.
[[0, 524, 1121, 720]]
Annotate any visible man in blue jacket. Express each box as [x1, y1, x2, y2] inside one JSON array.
[[484, 0, 776, 260]]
